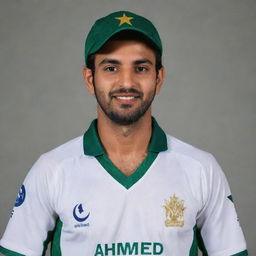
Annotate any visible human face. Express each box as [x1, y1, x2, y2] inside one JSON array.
[[84, 40, 164, 125]]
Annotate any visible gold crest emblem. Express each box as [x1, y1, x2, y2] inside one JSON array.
[[163, 194, 186, 227]]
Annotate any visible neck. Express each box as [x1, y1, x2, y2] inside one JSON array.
[[97, 109, 152, 156]]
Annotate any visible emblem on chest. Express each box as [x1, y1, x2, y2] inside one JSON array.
[[163, 194, 186, 227]]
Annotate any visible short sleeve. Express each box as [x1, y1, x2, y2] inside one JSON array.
[[0, 155, 58, 256], [196, 155, 248, 256]]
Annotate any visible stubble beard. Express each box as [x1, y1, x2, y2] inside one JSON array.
[[93, 81, 157, 126]]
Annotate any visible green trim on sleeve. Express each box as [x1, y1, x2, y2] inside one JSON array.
[[189, 225, 208, 256], [189, 226, 198, 256], [0, 246, 25, 256], [189, 225, 247, 256], [42, 229, 55, 256], [0, 219, 63, 256], [196, 227, 208, 256], [231, 250, 248, 256], [50, 218, 63, 256]]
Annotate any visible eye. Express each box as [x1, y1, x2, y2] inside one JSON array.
[[104, 66, 117, 72], [135, 66, 149, 72]]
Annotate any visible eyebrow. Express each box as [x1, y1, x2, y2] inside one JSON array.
[[98, 58, 154, 66], [99, 59, 121, 66], [133, 58, 153, 66]]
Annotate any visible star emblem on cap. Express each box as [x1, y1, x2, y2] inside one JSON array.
[[115, 13, 134, 26]]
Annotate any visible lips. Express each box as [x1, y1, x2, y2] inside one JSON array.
[[112, 94, 140, 99], [115, 96, 136, 100], [112, 94, 140, 105], [109, 89, 142, 105], [110, 89, 142, 99]]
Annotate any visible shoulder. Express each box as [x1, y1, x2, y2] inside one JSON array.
[[164, 134, 228, 209], [164, 134, 225, 189], [27, 135, 85, 178], [42, 135, 84, 163], [165, 134, 216, 169]]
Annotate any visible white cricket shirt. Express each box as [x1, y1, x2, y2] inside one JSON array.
[[0, 118, 248, 256]]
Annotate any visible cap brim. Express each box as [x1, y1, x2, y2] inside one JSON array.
[[86, 26, 161, 65]]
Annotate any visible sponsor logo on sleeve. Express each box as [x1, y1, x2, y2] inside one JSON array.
[[14, 184, 26, 207]]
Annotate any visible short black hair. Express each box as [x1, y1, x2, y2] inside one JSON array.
[[86, 30, 162, 75]]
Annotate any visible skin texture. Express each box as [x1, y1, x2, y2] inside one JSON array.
[[83, 40, 164, 176]]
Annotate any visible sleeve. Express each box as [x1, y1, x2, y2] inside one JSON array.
[[196, 154, 248, 256], [0, 154, 59, 256]]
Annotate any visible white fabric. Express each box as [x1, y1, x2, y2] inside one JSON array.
[[0, 135, 247, 256]]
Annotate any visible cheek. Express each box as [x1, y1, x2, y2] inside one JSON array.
[[94, 85, 106, 98], [142, 78, 158, 92], [94, 73, 115, 90], [93, 81, 111, 100]]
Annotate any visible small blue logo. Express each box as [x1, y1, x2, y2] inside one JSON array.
[[73, 203, 90, 222], [15, 184, 26, 207]]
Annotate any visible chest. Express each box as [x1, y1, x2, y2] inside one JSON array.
[[108, 152, 147, 176], [55, 154, 202, 235], [52, 154, 204, 255]]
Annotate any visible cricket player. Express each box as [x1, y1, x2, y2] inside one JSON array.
[[0, 10, 248, 256]]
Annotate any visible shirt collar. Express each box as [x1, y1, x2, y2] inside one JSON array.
[[83, 117, 167, 156]]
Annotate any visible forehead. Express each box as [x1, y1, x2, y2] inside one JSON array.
[[94, 40, 156, 64]]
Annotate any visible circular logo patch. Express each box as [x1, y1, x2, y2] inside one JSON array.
[[15, 184, 26, 207]]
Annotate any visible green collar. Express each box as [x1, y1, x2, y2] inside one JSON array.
[[83, 117, 167, 156]]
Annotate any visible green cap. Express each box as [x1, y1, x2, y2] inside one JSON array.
[[84, 11, 162, 65]]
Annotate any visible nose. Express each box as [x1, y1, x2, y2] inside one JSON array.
[[119, 68, 135, 88]]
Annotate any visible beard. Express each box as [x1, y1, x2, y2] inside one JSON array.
[[93, 82, 157, 126]]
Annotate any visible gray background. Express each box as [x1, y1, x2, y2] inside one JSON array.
[[0, 0, 255, 255]]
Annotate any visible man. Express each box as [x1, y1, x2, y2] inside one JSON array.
[[0, 10, 248, 256]]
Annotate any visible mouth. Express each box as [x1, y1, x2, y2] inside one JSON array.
[[110, 89, 142, 105], [111, 94, 141, 106], [114, 95, 139, 100]]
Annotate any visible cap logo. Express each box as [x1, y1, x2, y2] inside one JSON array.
[[115, 13, 134, 26]]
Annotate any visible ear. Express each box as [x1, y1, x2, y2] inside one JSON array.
[[83, 67, 95, 95], [155, 66, 165, 95]]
